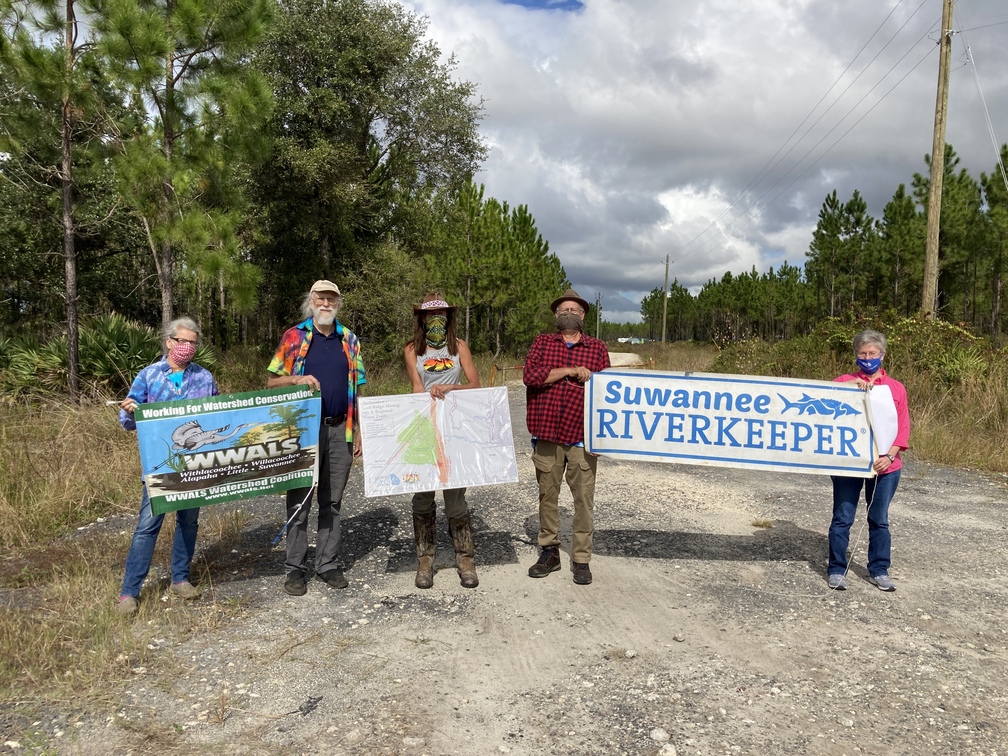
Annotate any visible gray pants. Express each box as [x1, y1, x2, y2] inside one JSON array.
[[285, 424, 354, 574], [412, 488, 468, 519]]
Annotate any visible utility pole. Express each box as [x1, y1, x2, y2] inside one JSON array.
[[596, 292, 601, 339], [661, 254, 669, 343], [922, 0, 955, 318]]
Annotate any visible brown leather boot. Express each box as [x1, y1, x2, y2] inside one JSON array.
[[448, 513, 479, 588], [413, 512, 436, 589]]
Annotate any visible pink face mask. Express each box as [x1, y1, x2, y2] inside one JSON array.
[[169, 340, 196, 367]]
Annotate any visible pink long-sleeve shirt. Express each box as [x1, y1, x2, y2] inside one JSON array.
[[835, 368, 911, 473]]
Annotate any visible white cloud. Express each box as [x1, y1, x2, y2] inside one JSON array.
[[408, 0, 1008, 323]]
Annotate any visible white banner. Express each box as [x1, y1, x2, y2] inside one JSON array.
[[359, 386, 519, 497], [586, 370, 879, 477]]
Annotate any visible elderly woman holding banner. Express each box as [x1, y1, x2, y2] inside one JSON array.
[[116, 317, 219, 616], [827, 329, 910, 592]]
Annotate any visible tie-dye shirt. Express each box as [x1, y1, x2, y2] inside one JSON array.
[[119, 358, 219, 432], [267, 317, 366, 442]]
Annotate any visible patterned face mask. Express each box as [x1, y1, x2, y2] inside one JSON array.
[[169, 339, 196, 367], [424, 315, 448, 348]]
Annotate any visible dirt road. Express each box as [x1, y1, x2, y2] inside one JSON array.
[[29, 383, 1008, 754]]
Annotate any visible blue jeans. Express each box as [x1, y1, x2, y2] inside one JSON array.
[[828, 469, 901, 578], [121, 486, 199, 598]]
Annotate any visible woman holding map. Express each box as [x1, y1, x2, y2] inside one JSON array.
[[115, 317, 219, 616], [404, 293, 482, 589], [828, 329, 910, 593]]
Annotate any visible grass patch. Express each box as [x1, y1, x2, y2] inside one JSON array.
[[0, 453, 251, 712], [0, 402, 139, 550], [1, 532, 153, 703]]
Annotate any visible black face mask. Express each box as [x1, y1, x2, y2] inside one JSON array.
[[555, 312, 583, 331]]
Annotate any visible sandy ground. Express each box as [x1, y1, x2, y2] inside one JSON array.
[[6, 382, 1008, 755]]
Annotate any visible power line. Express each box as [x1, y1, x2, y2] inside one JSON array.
[[677, 18, 940, 269], [672, 0, 930, 264], [684, 42, 939, 265], [955, 5, 1008, 194]]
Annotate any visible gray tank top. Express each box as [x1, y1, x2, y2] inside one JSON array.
[[415, 343, 462, 389]]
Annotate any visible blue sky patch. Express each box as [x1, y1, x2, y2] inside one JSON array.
[[499, 0, 584, 10]]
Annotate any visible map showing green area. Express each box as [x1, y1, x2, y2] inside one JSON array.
[[400, 413, 437, 465]]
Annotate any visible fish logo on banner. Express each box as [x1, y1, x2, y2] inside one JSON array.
[[778, 393, 862, 419]]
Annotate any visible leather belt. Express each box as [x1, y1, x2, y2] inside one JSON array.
[[322, 413, 347, 426]]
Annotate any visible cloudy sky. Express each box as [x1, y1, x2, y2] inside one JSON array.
[[405, 0, 1008, 322]]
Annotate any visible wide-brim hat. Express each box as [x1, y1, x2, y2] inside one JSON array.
[[551, 288, 590, 314], [413, 294, 457, 314], [310, 279, 341, 296]]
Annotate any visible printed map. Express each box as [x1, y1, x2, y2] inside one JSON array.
[[358, 386, 519, 497]]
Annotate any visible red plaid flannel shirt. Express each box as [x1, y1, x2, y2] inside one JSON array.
[[523, 331, 610, 445]]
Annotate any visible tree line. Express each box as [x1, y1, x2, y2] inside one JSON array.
[[0, 0, 570, 399], [637, 144, 1008, 347]]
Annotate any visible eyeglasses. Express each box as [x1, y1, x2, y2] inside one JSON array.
[[170, 336, 198, 346], [556, 307, 583, 315], [313, 294, 339, 304]]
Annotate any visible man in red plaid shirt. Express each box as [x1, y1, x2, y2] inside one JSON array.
[[523, 288, 610, 585]]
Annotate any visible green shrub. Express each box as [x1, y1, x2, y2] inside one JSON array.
[[0, 314, 219, 400]]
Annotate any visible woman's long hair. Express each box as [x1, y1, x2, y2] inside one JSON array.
[[410, 292, 459, 357]]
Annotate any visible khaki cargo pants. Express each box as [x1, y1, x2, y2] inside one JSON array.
[[531, 440, 598, 563]]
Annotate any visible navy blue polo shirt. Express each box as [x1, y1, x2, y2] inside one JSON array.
[[303, 328, 349, 418]]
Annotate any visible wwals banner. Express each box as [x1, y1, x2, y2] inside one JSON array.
[[134, 387, 321, 514], [586, 371, 878, 477]]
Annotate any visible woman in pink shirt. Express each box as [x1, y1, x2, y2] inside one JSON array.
[[827, 329, 911, 592]]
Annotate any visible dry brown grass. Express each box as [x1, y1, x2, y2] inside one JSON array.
[[0, 525, 246, 706], [900, 363, 1008, 472], [0, 400, 250, 706], [0, 402, 139, 549]]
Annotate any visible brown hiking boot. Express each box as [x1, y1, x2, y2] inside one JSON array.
[[448, 513, 479, 588], [528, 547, 561, 578], [572, 561, 593, 585], [413, 512, 436, 589]]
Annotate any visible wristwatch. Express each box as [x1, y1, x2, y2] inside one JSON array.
[[885, 453, 895, 463]]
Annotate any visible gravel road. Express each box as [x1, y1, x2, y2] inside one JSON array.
[[12, 382, 1008, 755]]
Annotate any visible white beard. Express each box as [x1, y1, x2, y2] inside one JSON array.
[[313, 309, 336, 327]]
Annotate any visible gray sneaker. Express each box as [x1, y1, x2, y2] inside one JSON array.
[[115, 595, 139, 616], [170, 580, 203, 599], [827, 573, 847, 590], [869, 573, 896, 592]]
